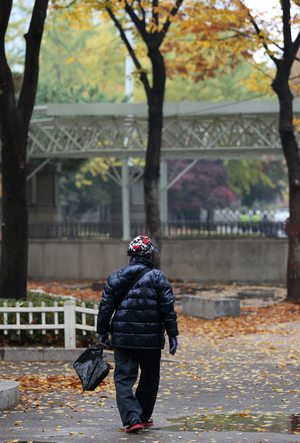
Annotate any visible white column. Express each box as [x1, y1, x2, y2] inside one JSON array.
[[122, 31, 134, 241], [122, 158, 130, 241], [160, 159, 168, 237], [125, 31, 134, 102]]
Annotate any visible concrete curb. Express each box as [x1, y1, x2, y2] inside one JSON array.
[[0, 379, 19, 411], [0, 347, 177, 364], [0, 347, 115, 363]]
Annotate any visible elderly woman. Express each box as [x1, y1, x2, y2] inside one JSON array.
[[97, 235, 178, 433]]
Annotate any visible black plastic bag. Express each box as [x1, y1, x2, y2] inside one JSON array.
[[73, 344, 113, 391]]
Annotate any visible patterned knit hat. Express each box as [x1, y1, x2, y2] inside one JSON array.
[[127, 235, 158, 256]]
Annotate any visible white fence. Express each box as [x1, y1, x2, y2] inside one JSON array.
[[0, 300, 98, 348]]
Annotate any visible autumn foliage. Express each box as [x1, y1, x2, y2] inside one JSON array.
[[177, 303, 300, 338], [1, 372, 115, 410]]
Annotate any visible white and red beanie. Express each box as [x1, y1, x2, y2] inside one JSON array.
[[127, 235, 158, 256]]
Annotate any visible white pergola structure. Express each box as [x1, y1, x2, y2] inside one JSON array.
[[28, 100, 299, 239]]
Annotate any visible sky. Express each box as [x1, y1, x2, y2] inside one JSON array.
[[245, 0, 279, 10]]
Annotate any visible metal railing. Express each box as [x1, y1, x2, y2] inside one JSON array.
[[28, 220, 287, 240], [163, 220, 286, 238], [29, 221, 123, 240]]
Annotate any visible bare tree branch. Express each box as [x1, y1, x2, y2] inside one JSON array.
[[106, 6, 151, 98], [0, 0, 12, 43], [0, 1, 16, 118], [137, 0, 146, 24], [54, 0, 77, 8], [18, 0, 49, 128], [152, 0, 158, 27], [231, 27, 284, 52], [281, 0, 293, 65], [159, 0, 183, 45], [290, 73, 300, 81], [123, 0, 148, 41], [239, 1, 278, 66]]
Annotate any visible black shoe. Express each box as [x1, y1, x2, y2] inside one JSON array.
[[141, 419, 153, 427], [126, 417, 143, 433]]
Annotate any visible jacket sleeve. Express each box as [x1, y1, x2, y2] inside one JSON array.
[[97, 276, 117, 335], [157, 272, 179, 337]]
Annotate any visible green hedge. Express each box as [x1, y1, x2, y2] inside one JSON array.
[[0, 290, 99, 347]]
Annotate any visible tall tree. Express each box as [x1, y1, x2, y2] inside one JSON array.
[[238, 0, 300, 300], [178, 0, 300, 297], [0, 0, 49, 300], [105, 1, 184, 267]]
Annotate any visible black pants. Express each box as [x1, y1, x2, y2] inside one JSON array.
[[113, 347, 161, 426]]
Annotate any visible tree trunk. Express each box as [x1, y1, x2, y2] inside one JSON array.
[[272, 69, 300, 301], [144, 49, 166, 268], [106, 2, 183, 268], [0, 0, 49, 300], [1, 121, 28, 300]]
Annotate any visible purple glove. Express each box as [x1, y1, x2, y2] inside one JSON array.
[[99, 333, 111, 347], [169, 336, 178, 355]]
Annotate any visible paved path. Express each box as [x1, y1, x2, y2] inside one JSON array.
[[1, 322, 300, 442]]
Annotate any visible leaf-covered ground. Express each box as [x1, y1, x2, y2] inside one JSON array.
[[27, 279, 296, 341], [1, 364, 115, 412], [2, 281, 300, 441]]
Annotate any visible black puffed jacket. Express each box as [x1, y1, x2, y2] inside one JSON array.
[[97, 256, 179, 349]]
